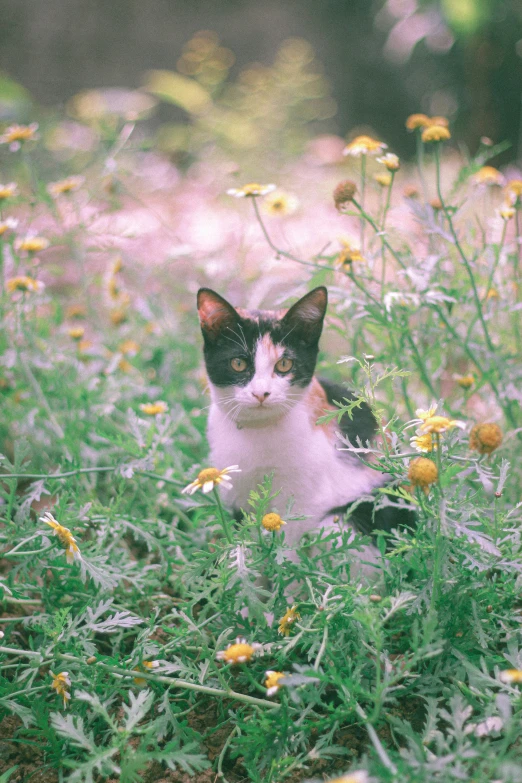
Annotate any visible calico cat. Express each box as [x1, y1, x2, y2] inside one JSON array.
[[197, 285, 413, 553]]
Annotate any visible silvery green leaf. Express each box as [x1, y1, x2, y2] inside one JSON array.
[[79, 556, 122, 591], [123, 689, 154, 731], [50, 713, 96, 751], [86, 610, 143, 633], [0, 699, 35, 727]]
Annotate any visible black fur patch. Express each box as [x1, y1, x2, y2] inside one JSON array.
[[318, 377, 378, 446], [343, 500, 416, 538]]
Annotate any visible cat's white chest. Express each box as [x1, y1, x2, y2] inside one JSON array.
[[208, 399, 384, 541]]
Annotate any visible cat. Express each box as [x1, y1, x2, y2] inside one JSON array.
[[197, 285, 413, 558]]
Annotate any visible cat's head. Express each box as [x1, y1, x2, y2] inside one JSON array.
[[197, 286, 327, 425]]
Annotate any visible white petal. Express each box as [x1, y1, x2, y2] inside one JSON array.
[[202, 481, 215, 493]]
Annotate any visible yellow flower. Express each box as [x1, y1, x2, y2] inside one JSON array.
[[505, 180, 522, 202], [47, 176, 85, 198], [499, 669, 522, 684], [65, 304, 87, 319], [343, 135, 387, 157], [133, 659, 159, 686], [469, 423, 503, 455], [217, 637, 261, 664], [374, 173, 392, 188], [486, 287, 499, 300], [500, 205, 516, 221], [77, 339, 92, 354], [278, 606, 300, 636], [41, 512, 81, 564], [6, 276, 44, 294], [14, 236, 50, 254], [454, 374, 475, 389], [50, 671, 71, 708], [415, 406, 438, 421], [262, 512, 286, 531], [408, 457, 438, 494], [419, 415, 465, 434], [110, 307, 129, 325], [182, 465, 241, 495], [262, 189, 298, 216], [336, 237, 365, 269], [0, 123, 39, 149], [118, 358, 133, 373], [328, 773, 368, 783], [421, 125, 451, 143], [119, 339, 140, 356], [377, 152, 400, 171], [68, 327, 85, 341], [265, 670, 286, 696], [0, 182, 18, 200], [140, 401, 168, 416], [227, 182, 276, 198], [333, 180, 357, 211], [0, 217, 18, 235], [410, 433, 436, 453], [471, 166, 504, 187], [406, 113, 431, 130]]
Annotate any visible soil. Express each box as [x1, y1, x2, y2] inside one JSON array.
[[0, 716, 58, 783]]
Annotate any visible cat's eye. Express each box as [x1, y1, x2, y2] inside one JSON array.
[[275, 357, 293, 373], [231, 357, 248, 372]]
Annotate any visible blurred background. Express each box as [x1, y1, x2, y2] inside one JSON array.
[[2, 0, 522, 162]]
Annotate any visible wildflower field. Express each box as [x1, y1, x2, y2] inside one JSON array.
[[1, 34, 522, 783]]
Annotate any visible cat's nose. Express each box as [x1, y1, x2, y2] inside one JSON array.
[[252, 391, 270, 403]]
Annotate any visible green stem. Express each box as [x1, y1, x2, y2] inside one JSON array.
[[483, 221, 507, 303], [0, 646, 276, 710], [429, 433, 444, 617], [352, 199, 407, 271], [379, 173, 395, 299], [360, 153, 367, 252], [434, 145, 495, 354], [213, 488, 233, 544], [251, 198, 337, 272], [416, 132, 428, 201]]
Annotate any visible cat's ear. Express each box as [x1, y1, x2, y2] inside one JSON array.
[[197, 288, 239, 341], [281, 286, 327, 344]]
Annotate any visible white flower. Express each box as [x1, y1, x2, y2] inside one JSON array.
[[181, 465, 241, 495], [226, 183, 276, 198], [384, 291, 420, 313]]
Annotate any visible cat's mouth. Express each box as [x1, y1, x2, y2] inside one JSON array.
[[234, 399, 286, 425]]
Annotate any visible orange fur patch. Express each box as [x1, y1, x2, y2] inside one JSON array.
[[306, 378, 336, 440]]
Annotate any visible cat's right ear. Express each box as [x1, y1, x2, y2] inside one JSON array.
[[197, 288, 239, 342]]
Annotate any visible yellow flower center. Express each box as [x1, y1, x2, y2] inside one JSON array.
[[197, 467, 221, 484], [420, 415, 460, 434], [262, 512, 285, 531], [406, 113, 431, 130], [278, 606, 300, 636], [223, 642, 255, 664], [469, 423, 503, 454], [265, 671, 285, 690], [421, 125, 451, 143], [241, 183, 263, 195], [408, 457, 438, 490]]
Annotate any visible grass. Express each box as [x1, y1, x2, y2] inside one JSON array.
[[1, 91, 522, 783]]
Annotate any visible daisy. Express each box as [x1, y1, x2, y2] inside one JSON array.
[[182, 465, 241, 495], [227, 183, 276, 198]]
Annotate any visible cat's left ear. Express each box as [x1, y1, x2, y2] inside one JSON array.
[[197, 288, 239, 342], [281, 286, 327, 344]]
